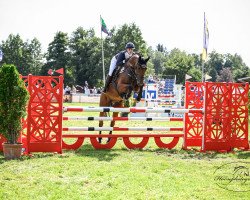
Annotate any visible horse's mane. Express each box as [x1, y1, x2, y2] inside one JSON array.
[[131, 52, 148, 66]]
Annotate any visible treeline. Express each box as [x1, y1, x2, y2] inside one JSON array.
[[0, 23, 249, 87]]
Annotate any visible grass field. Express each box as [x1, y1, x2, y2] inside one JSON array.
[[0, 102, 249, 200]]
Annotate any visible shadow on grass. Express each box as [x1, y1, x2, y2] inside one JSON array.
[[65, 141, 250, 161], [127, 147, 250, 160], [72, 144, 121, 162], [1, 145, 248, 163], [235, 150, 250, 159], [138, 148, 221, 160], [0, 151, 67, 164], [71, 145, 222, 160], [0, 155, 5, 164]]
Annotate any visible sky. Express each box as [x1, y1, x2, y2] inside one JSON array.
[[1, 0, 250, 67]]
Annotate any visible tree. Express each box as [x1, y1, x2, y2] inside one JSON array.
[[209, 67, 218, 82], [70, 27, 102, 87], [0, 34, 43, 75], [156, 44, 167, 54], [151, 49, 167, 75], [163, 48, 195, 84], [224, 53, 249, 81], [0, 34, 23, 68], [190, 53, 202, 68], [42, 31, 73, 85], [216, 67, 233, 82], [206, 51, 224, 77], [187, 66, 202, 82], [28, 38, 43, 75], [205, 51, 249, 82], [109, 23, 147, 55]]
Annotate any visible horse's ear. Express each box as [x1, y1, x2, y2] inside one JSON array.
[[145, 56, 150, 63], [138, 55, 142, 61]]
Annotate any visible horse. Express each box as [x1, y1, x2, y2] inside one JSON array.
[[98, 53, 150, 143]]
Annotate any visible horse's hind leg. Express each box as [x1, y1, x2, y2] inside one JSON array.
[[107, 101, 123, 143], [107, 111, 119, 143], [99, 93, 110, 143], [99, 111, 106, 143]]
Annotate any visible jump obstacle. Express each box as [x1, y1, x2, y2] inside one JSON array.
[[0, 75, 249, 153], [61, 106, 194, 150]]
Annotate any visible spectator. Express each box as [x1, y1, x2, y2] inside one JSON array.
[[93, 87, 97, 94], [84, 81, 89, 89], [72, 85, 77, 94], [148, 75, 155, 83], [65, 85, 71, 94]]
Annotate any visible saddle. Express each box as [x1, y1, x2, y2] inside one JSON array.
[[112, 56, 132, 82], [110, 65, 130, 99], [112, 65, 125, 82]]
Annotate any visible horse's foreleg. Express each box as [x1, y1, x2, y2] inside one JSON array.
[[126, 85, 133, 99], [136, 85, 144, 102]]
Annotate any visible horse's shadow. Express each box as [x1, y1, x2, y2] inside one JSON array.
[[0, 152, 62, 164], [235, 150, 250, 159], [1, 146, 248, 163], [74, 144, 120, 162], [0, 155, 5, 164], [149, 148, 250, 160]]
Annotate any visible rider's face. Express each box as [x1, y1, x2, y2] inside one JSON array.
[[126, 48, 133, 55]]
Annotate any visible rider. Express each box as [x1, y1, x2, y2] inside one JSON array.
[[103, 42, 135, 92]]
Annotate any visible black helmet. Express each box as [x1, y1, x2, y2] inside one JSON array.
[[125, 42, 135, 49]]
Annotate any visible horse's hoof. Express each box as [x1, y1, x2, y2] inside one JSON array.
[[98, 138, 102, 143], [107, 138, 111, 143]]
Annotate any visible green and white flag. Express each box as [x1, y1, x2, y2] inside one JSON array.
[[100, 16, 111, 36]]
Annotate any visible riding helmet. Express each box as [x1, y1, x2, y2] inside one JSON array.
[[125, 42, 135, 49]]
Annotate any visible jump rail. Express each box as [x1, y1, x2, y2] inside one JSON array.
[[144, 99, 177, 103], [62, 116, 183, 121], [63, 127, 184, 131], [63, 106, 203, 114]]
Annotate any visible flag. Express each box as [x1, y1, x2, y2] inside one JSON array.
[[202, 12, 209, 61], [48, 69, 53, 75], [100, 16, 111, 36], [0, 49, 3, 62], [205, 74, 212, 81], [55, 68, 64, 75], [185, 74, 192, 80]]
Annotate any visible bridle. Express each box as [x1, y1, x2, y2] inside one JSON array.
[[127, 61, 146, 86]]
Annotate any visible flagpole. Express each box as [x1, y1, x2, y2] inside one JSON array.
[[100, 15, 106, 86], [202, 61, 204, 82], [202, 12, 206, 83]]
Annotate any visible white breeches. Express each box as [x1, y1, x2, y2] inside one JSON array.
[[108, 56, 117, 76]]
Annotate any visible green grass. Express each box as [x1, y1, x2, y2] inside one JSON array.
[[0, 102, 249, 200]]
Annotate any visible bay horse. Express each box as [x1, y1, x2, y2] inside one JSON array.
[[99, 53, 150, 143]]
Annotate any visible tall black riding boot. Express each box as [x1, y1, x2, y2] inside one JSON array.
[[103, 75, 112, 93]]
